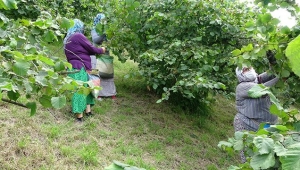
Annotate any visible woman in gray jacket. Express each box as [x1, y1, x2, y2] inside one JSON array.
[[234, 66, 278, 162]]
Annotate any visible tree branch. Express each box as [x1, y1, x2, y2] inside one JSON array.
[[1, 98, 28, 108]]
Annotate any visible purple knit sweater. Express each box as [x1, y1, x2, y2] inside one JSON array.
[[64, 33, 104, 71]]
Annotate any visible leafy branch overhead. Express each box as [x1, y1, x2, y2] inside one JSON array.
[[0, 1, 96, 114]]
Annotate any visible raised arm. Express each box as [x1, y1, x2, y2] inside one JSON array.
[[91, 30, 106, 45], [258, 72, 278, 87]]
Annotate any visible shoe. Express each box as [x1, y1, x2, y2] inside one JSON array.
[[86, 112, 93, 117], [76, 117, 83, 122]]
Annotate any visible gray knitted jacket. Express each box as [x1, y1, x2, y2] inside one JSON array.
[[236, 71, 279, 126]]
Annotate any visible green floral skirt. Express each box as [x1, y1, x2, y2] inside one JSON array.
[[68, 68, 94, 114]]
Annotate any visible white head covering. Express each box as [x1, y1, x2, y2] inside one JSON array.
[[236, 67, 258, 83]]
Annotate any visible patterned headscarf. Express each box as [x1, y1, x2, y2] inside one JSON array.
[[63, 19, 84, 45], [92, 13, 105, 30]]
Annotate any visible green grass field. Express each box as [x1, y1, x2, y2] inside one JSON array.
[[0, 45, 240, 170]]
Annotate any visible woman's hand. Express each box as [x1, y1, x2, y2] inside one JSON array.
[[101, 47, 106, 53]]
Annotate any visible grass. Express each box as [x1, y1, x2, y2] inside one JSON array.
[[0, 44, 240, 169]]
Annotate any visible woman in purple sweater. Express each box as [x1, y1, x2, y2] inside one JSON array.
[[63, 19, 106, 122]]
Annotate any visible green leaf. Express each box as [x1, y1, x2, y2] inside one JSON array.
[[10, 50, 25, 58], [96, 24, 104, 35], [286, 35, 300, 77], [271, 125, 289, 132], [0, 82, 13, 91], [248, 84, 270, 98], [13, 60, 30, 76], [23, 80, 33, 93], [218, 141, 233, 148], [26, 102, 37, 116], [113, 161, 131, 167], [281, 26, 290, 34], [249, 84, 283, 110], [245, 21, 255, 31], [55, 61, 66, 72], [233, 140, 243, 151], [39, 95, 52, 108], [0, 13, 9, 23], [242, 44, 253, 52], [274, 141, 287, 156], [250, 153, 275, 170], [228, 165, 241, 170], [242, 52, 251, 59], [232, 49, 241, 56], [281, 70, 290, 78], [20, 19, 30, 26], [36, 75, 48, 86], [280, 143, 300, 170], [7, 90, 20, 101], [234, 131, 244, 140], [60, 17, 71, 30], [293, 122, 300, 132], [253, 136, 274, 154], [270, 18, 280, 25], [51, 96, 66, 109], [105, 161, 146, 170], [213, 66, 219, 71], [270, 104, 288, 119], [260, 13, 272, 23], [43, 30, 56, 42], [1, 0, 17, 9], [104, 163, 123, 170], [38, 55, 55, 66], [9, 38, 17, 48]]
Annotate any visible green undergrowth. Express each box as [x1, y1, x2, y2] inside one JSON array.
[[0, 43, 240, 169]]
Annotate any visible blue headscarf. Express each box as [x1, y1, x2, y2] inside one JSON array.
[[63, 19, 84, 45], [92, 13, 105, 31]]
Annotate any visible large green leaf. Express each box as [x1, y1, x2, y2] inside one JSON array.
[[51, 96, 66, 109], [248, 84, 283, 110], [13, 59, 30, 76], [274, 141, 287, 156], [286, 35, 300, 77], [280, 143, 300, 170], [253, 136, 274, 154], [39, 95, 52, 108], [250, 153, 275, 170], [248, 84, 270, 98]]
